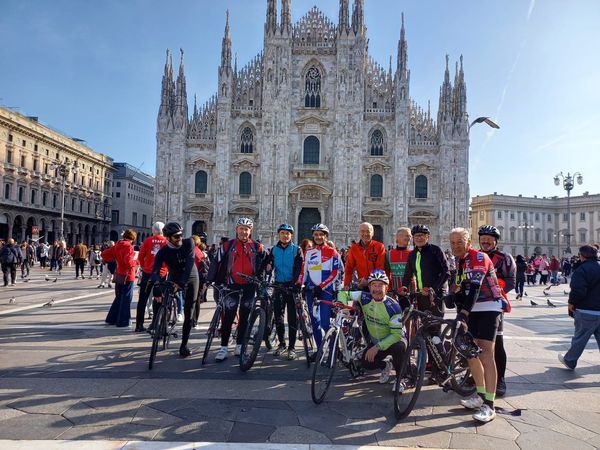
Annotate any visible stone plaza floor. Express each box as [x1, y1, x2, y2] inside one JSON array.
[[0, 266, 599, 449]]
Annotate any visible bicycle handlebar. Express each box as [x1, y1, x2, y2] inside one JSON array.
[[316, 299, 357, 311]]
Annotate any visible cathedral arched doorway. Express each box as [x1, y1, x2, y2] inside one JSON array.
[[298, 208, 321, 243], [192, 221, 206, 236], [373, 225, 384, 244]]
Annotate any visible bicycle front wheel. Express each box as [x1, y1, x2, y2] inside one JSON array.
[[311, 329, 338, 404], [202, 304, 222, 365], [297, 303, 313, 368], [394, 334, 426, 421], [239, 307, 266, 372], [149, 306, 166, 370], [441, 323, 475, 397]]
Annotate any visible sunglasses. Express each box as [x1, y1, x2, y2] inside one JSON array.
[[171, 234, 183, 240]]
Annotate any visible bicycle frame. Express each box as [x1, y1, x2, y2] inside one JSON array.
[[319, 300, 364, 370]]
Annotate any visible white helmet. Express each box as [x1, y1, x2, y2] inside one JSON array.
[[236, 217, 254, 229]]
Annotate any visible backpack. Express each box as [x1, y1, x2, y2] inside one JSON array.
[[93, 252, 101, 265]]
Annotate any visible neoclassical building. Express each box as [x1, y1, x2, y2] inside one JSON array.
[[0, 106, 113, 245], [154, 0, 470, 247]]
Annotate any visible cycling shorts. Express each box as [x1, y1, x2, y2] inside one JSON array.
[[468, 311, 501, 342]]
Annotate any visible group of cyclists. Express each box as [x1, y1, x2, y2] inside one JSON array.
[[137, 217, 515, 424]]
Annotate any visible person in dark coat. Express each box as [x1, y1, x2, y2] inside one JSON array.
[[559, 245, 600, 369], [0, 239, 22, 286], [515, 255, 527, 299]]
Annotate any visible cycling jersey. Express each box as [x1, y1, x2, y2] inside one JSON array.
[[386, 246, 413, 292], [455, 248, 503, 312], [151, 238, 198, 286], [208, 238, 265, 285], [343, 240, 386, 287], [265, 241, 303, 283], [402, 243, 450, 295], [298, 244, 340, 293], [356, 292, 403, 351], [484, 249, 516, 293]]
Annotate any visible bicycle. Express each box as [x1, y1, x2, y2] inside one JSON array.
[[311, 299, 367, 404], [148, 281, 179, 370], [272, 284, 316, 367], [393, 305, 478, 420], [236, 273, 276, 372], [201, 283, 243, 365]]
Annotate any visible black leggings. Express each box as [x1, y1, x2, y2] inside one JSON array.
[[75, 259, 85, 277], [361, 341, 406, 373], [221, 284, 255, 346], [515, 280, 525, 296], [273, 284, 297, 350], [136, 272, 153, 327], [495, 315, 507, 380], [180, 277, 199, 348]]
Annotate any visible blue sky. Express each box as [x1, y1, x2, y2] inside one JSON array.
[[1, 0, 599, 198]]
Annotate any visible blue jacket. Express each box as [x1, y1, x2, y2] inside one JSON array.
[[264, 242, 303, 283], [569, 258, 600, 312]]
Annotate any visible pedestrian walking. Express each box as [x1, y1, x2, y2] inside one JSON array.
[[102, 230, 137, 328], [0, 239, 22, 286], [98, 241, 115, 288], [515, 255, 527, 299], [88, 245, 102, 278], [559, 245, 600, 369], [73, 241, 89, 279], [38, 242, 49, 268]]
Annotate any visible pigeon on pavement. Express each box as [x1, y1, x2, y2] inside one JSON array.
[[547, 299, 557, 307], [42, 299, 55, 307], [530, 299, 538, 306]]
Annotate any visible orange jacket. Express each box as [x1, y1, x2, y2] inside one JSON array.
[[343, 240, 387, 287]]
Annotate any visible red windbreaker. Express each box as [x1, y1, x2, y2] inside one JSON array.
[[138, 235, 168, 276], [101, 240, 137, 282]]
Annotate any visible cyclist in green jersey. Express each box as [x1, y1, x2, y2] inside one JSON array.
[[341, 270, 406, 391]]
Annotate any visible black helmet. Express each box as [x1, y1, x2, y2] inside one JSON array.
[[163, 222, 183, 238], [454, 331, 482, 359], [478, 225, 501, 240], [411, 224, 430, 235], [277, 223, 294, 234]]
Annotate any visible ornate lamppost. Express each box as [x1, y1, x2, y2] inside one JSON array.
[[554, 172, 583, 255], [518, 222, 534, 257], [50, 159, 78, 242]]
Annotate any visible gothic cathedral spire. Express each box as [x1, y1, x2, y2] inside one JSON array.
[[397, 13, 408, 80], [159, 49, 174, 120], [220, 10, 232, 73], [266, 0, 278, 35], [339, 0, 349, 34], [438, 54, 453, 124], [281, 0, 291, 34], [351, 0, 364, 35]]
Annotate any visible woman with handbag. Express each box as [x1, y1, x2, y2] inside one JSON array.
[[101, 229, 137, 327]]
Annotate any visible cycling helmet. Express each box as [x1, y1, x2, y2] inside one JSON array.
[[163, 222, 183, 238], [236, 217, 254, 229], [411, 224, 430, 235], [454, 331, 482, 359], [311, 223, 329, 235], [277, 223, 294, 234], [478, 225, 501, 240], [367, 269, 389, 285]]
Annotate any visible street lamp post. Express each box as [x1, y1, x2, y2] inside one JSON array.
[[554, 172, 583, 255], [518, 222, 534, 257], [50, 159, 78, 243]]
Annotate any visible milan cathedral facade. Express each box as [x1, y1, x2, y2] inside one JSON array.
[[154, 0, 470, 248]]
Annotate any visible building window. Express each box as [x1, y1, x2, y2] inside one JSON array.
[[304, 67, 321, 108], [415, 175, 428, 199], [511, 246, 516, 255], [116, 192, 120, 198], [535, 230, 541, 242], [31, 189, 36, 204], [22, 139, 26, 147], [53, 194, 58, 208], [579, 231, 587, 242], [479, 211, 485, 220], [303, 136, 320, 164], [142, 215, 147, 228], [510, 229, 515, 241], [111, 210, 119, 224], [580, 212, 586, 221], [240, 127, 254, 153], [87, 202, 91, 214], [79, 200, 84, 212], [8, 134, 12, 142], [116, 181, 121, 187], [44, 163, 48, 174], [370, 174, 383, 198], [239, 172, 252, 195], [6, 149, 12, 163], [4, 184, 10, 200], [563, 213, 568, 222], [497, 211, 502, 219], [195, 170, 208, 194], [370, 129, 384, 156], [523, 212, 528, 220], [132, 212, 138, 226], [547, 214, 552, 222], [71, 198, 76, 210], [535, 213, 540, 221], [20, 155, 26, 167], [18, 186, 24, 202], [510, 212, 515, 220], [33, 159, 38, 171]]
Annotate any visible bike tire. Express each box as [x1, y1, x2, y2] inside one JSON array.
[[202, 304, 222, 365], [239, 307, 266, 372], [297, 306, 312, 368], [311, 329, 338, 404], [440, 323, 475, 397], [149, 306, 166, 370], [394, 334, 426, 420], [164, 293, 176, 350]]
